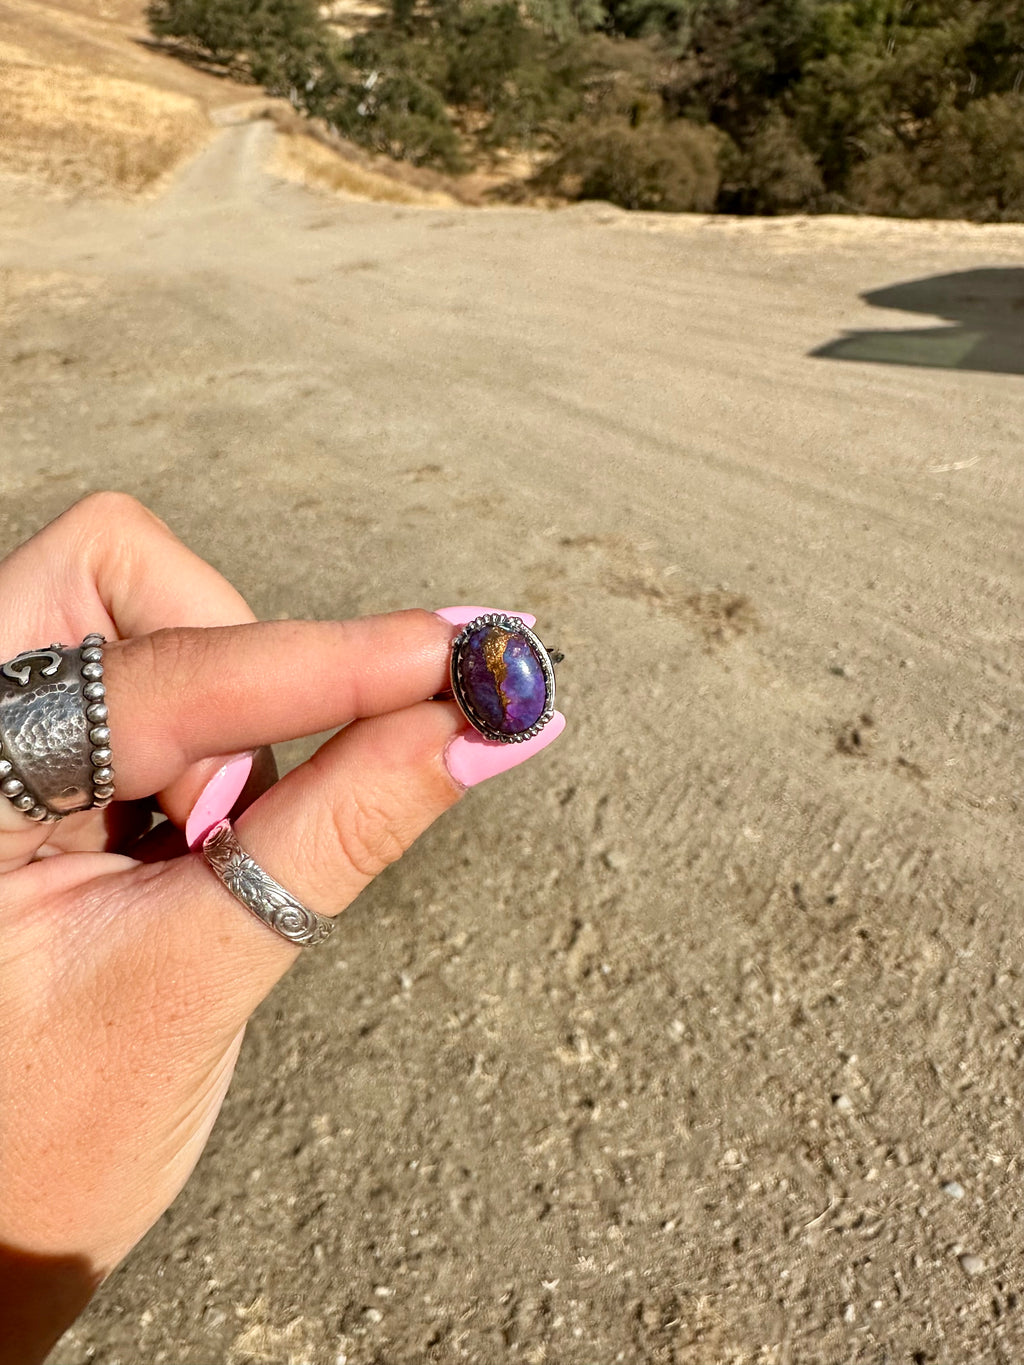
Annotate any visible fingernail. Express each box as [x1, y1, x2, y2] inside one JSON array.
[[434, 605, 537, 629], [186, 753, 255, 849], [445, 712, 565, 788]]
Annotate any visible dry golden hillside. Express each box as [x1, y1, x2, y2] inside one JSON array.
[[0, 0, 458, 201], [0, 0, 253, 193]]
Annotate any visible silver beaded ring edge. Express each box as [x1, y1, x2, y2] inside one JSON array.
[[81, 632, 115, 811], [0, 633, 114, 822]]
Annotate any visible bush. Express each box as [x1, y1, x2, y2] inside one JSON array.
[[959, 94, 1024, 220], [535, 113, 720, 209], [850, 93, 1024, 221], [719, 108, 823, 213]]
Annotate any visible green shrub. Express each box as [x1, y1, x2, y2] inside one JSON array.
[[959, 93, 1024, 220], [525, 0, 607, 41], [536, 114, 720, 210], [442, 2, 536, 109], [720, 108, 823, 213], [326, 70, 464, 169], [850, 93, 1024, 221]]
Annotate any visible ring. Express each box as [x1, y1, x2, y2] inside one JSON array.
[[0, 633, 113, 822], [450, 614, 559, 744], [201, 820, 335, 948]]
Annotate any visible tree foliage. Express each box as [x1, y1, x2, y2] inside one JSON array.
[[147, 0, 327, 87], [147, 0, 1024, 218]]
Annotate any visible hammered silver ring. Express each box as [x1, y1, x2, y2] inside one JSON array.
[[0, 633, 113, 822]]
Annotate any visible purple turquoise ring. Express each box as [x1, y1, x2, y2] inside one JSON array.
[[450, 613, 560, 744]]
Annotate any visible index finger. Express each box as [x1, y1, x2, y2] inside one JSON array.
[[103, 610, 456, 817]]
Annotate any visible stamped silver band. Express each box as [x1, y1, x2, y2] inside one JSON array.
[[0, 633, 113, 822], [201, 819, 336, 948]]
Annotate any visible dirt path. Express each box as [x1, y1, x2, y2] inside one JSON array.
[[2, 125, 1024, 1363], [162, 118, 277, 209]]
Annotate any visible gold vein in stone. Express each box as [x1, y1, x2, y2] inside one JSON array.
[[483, 627, 510, 693]]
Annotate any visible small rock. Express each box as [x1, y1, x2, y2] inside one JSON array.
[[202, 1306, 227, 1328], [602, 849, 628, 872], [832, 1093, 854, 1112], [959, 1253, 985, 1276], [843, 1303, 856, 1324], [942, 1180, 965, 1200], [829, 663, 851, 678]]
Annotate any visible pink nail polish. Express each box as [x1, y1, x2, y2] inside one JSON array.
[[434, 606, 537, 629], [185, 753, 254, 849], [445, 712, 565, 788]]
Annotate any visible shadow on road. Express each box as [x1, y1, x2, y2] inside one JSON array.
[[811, 267, 1024, 375]]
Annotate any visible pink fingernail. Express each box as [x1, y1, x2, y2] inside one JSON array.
[[186, 753, 254, 849], [445, 712, 565, 788], [434, 606, 537, 628]]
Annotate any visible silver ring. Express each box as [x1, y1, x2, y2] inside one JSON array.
[[0, 633, 113, 822], [201, 820, 335, 948], [449, 613, 558, 744]]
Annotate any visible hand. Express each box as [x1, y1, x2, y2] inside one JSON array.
[[0, 495, 563, 1364]]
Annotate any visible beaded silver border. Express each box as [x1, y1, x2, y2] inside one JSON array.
[[0, 762, 56, 823], [0, 632, 114, 822], [80, 632, 115, 813], [449, 613, 556, 745]]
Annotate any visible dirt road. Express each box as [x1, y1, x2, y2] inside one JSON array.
[[2, 122, 1024, 1362]]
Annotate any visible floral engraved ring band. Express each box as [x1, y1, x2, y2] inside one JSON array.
[[202, 820, 336, 948], [450, 614, 560, 744], [0, 633, 113, 821]]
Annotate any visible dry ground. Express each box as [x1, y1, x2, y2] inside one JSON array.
[[1, 7, 1024, 1364]]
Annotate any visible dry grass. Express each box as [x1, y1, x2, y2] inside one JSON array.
[[0, 39, 211, 195], [270, 127, 457, 207], [0, 0, 480, 204]]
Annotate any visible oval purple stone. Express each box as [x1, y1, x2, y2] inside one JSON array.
[[457, 623, 548, 737]]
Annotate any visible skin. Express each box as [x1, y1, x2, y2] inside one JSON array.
[[0, 494, 480, 1364]]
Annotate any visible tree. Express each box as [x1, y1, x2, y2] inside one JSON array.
[[146, 0, 328, 79]]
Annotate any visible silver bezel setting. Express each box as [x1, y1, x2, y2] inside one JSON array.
[[449, 613, 556, 745]]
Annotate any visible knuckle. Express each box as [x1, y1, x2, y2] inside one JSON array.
[[70, 490, 164, 531], [117, 628, 215, 738], [124, 626, 206, 680]]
